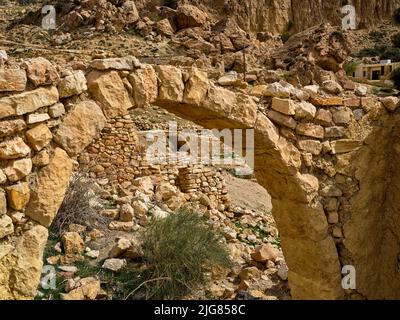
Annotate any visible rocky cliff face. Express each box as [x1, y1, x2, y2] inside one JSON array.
[[159, 0, 400, 34]]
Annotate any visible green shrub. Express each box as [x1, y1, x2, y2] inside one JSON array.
[[331, 30, 344, 40], [391, 68, 400, 89], [381, 47, 400, 62], [344, 61, 360, 75], [281, 33, 291, 43], [392, 32, 400, 48], [356, 47, 382, 57], [164, 0, 178, 9], [140, 208, 232, 299]]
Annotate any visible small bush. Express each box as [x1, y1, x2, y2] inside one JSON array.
[[356, 47, 382, 58], [344, 61, 360, 75], [140, 208, 232, 299], [381, 47, 400, 62], [392, 32, 400, 48], [331, 31, 344, 40], [51, 173, 108, 237], [391, 68, 400, 89], [164, 0, 178, 9], [281, 33, 291, 43]]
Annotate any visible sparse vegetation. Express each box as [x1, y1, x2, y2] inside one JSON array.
[[391, 68, 400, 89], [331, 30, 344, 40], [50, 173, 109, 237], [140, 208, 232, 299], [281, 33, 291, 43], [344, 61, 360, 76], [392, 32, 400, 48]]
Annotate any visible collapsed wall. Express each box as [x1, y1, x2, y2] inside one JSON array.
[[0, 53, 400, 299]]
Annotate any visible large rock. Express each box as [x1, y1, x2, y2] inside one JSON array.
[[155, 65, 184, 103], [4, 158, 32, 182], [0, 98, 15, 119], [0, 69, 27, 92], [251, 244, 278, 262], [25, 124, 53, 152], [91, 56, 140, 71], [272, 97, 296, 115], [0, 119, 26, 138], [5, 182, 30, 212], [22, 57, 59, 86], [87, 71, 132, 118], [60, 277, 101, 300], [57, 70, 87, 98], [62, 232, 84, 255], [25, 148, 73, 227], [0, 86, 59, 116], [0, 137, 30, 160], [54, 100, 106, 156], [176, 5, 209, 29], [9, 225, 48, 299], [183, 67, 209, 106], [128, 65, 158, 108], [108, 238, 131, 258]]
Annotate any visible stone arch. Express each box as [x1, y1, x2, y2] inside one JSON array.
[[4, 55, 400, 300]]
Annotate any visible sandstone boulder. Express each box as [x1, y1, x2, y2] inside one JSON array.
[[4, 158, 32, 182], [0, 137, 30, 160], [381, 97, 399, 112], [61, 277, 101, 300], [25, 148, 73, 227], [5, 182, 30, 211], [251, 244, 278, 263], [62, 232, 84, 255], [128, 65, 158, 108], [0, 119, 26, 138], [57, 70, 87, 98], [0, 69, 27, 92], [176, 5, 209, 29], [26, 124, 53, 152], [87, 71, 132, 118], [102, 258, 126, 272], [22, 57, 59, 86], [54, 100, 106, 156], [91, 56, 140, 71], [108, 238, 131, 258], [155, 65, 184, 103], [10, 225, 48, 299], [183, 67, 209, 106], [0, 86, 59, 116]]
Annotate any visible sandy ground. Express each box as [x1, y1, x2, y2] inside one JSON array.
[[223, 172, 272, 213]]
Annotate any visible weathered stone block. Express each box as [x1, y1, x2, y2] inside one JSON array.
[[25, 148, 73, 227], [54, 100, 106, 156], [271, 97, 296, 115], [128, 65, 158, 108], [26, 124, 53, 152], [267, 110, 297, 129], [57, 70, 87, 98], [296, 123, 324, 139], [0, 69, 27, 92], [87, 71, 132, 118], [5, 182, 30, 211], [0, 137, 30, 160]]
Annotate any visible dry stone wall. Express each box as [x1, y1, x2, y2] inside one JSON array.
[[0, 54, 400, 300]]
